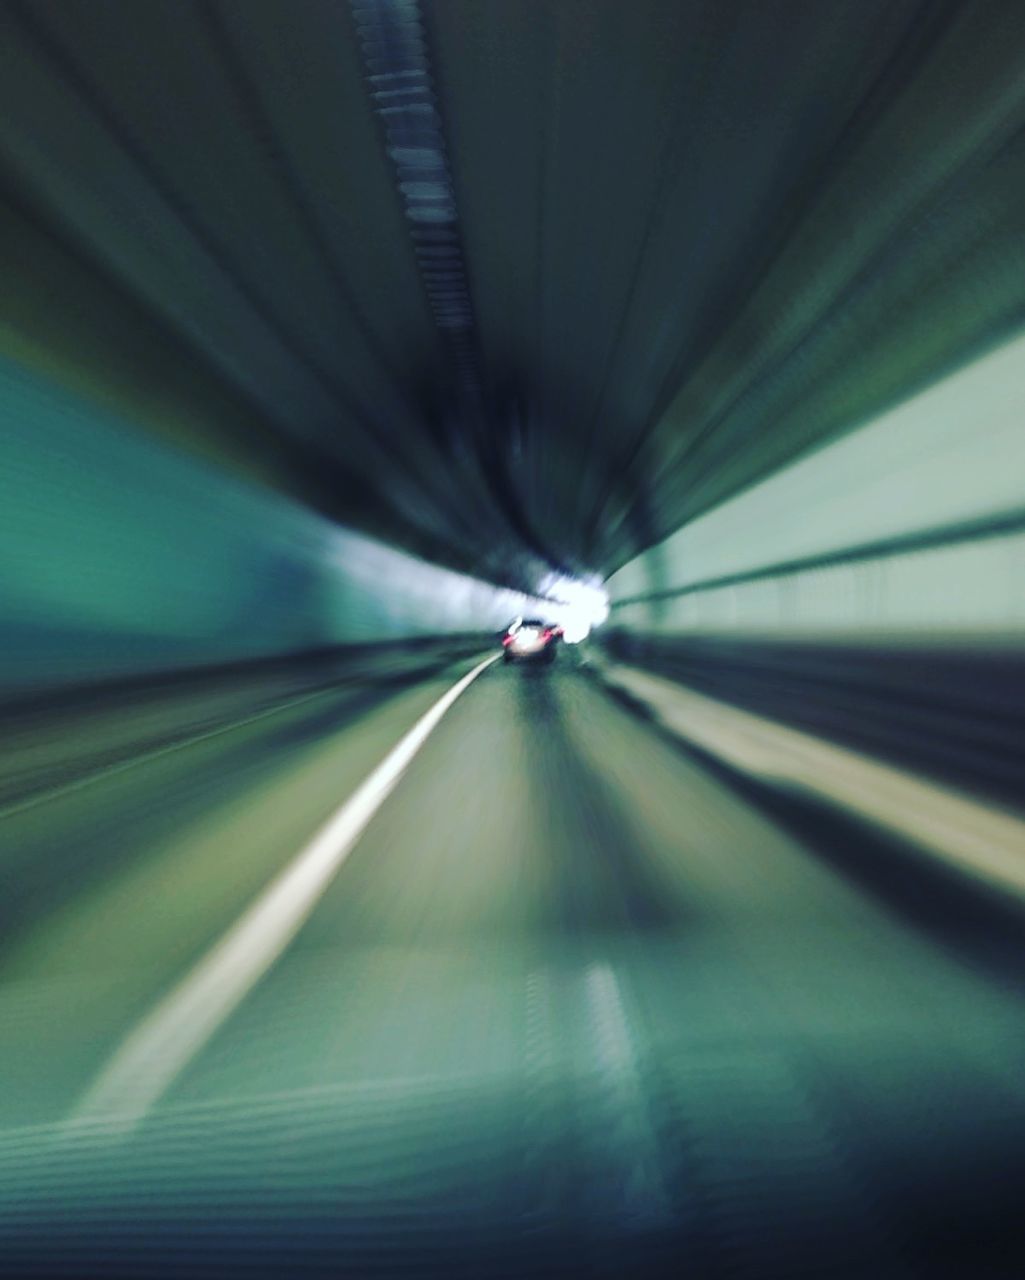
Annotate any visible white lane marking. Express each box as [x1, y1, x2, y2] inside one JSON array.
[[583, 964, 671, 1223], [600, 663, 1025, 900], [2, 653, 488, 822], [74, 654, 501, 1129]]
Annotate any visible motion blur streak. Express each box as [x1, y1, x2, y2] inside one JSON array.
[[0, 355, 541, 692], [596, 664, 1025, 901], [75, 654, 501, 1128], [1, 2, 1025, 1278], [607, 329, 1025, 637]]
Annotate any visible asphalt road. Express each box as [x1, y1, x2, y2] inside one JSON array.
[[2, 653, 1025, 1278]]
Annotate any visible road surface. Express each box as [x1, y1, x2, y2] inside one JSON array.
[[2, 653, 1024, 1277]]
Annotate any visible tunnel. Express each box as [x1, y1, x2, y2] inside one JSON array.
[[1, 1, 1025, 1276]]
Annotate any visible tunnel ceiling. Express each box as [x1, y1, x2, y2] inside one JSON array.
[[3, 0, 1025, 593]]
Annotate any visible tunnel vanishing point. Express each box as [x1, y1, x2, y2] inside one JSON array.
[[1, 3, 1025, 1279]]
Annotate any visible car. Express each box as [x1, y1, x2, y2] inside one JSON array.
[[502, 617, 563, 663]]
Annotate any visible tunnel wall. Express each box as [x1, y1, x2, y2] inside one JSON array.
[[0, 355, 533, 695], [603, 333, 1025, 805]]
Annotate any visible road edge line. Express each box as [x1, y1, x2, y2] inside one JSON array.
[[592, 658, 1025, 904], [73, 653, 501, 1129]]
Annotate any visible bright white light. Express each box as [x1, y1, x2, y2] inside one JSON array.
[[539, 574, 609, 643]]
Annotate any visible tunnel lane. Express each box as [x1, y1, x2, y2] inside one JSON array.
[[2, 655, 1025, 1276], [1, 3, 1024, 1273], [75, 653, 502, 1126], [0, 654, 495, 1128]]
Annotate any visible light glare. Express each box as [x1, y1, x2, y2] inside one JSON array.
[[539, 574, 610, 643]]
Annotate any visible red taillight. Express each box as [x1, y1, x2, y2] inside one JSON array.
[[502, 634, 514, 646]]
